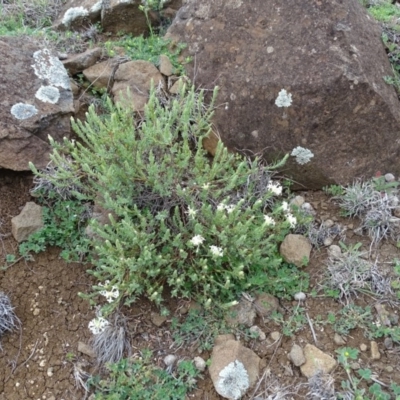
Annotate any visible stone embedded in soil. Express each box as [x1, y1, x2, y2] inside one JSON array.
[[290, 195, 305, 208], [375, 303, 391, 327], [225, 297, 256, 327], [78, 341, 96, 358], [150, 312, 167, 327], [279, 234, 312, 268], [270, 331, 281, 342], [254, 293, 279, 318], [214, 334, 236, 346], [384, 337, 393, 350], [209, 340, 260, 399], [385, 173, 395, 182], [288, 344, 306, 367], [11, 202, 43, 243], [163, 354, 177, 367], [249, 325, 266, 341], [333, 333, 347, 345], [194, 356, 206, 372], [370, 341, 381, 360], [328, 244, 342, 259], [300, 344, 337, 378], [360, 343, 368, 352]]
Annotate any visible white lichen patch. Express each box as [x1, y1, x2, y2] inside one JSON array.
[[10, 103, 38, 120], [32, 49, 70, 90], [275, 89, 292, 107], [62, 7, 89, 26], [35, 85, 60, 104], [216, 360, 249, 400], [291, 146, 314, 165], [90, 1, 102, 13]]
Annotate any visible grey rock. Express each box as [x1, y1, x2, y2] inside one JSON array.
[[193, 356, 206, 372], [11, 202, 43, 243], [225, 297, 256, 328], [254, 293, 279, 318], [333, 333, 347, 346], [288, 344, 306, 367], [300, 344, 337, 378], [280, 234, 312, 268]]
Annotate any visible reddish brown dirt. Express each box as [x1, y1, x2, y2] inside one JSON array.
[[0, 172, 399, 400]]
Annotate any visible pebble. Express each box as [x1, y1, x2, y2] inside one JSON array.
[[249, 325, 266, 341], [370, 341, 381, 360], [270, 331, 281, 342], [360, 343, 368, 352], [163, 354, 177, 367], [350, 362, 360, 370], [294, 292, 306, 301], [385, 366, 394, 373], [323, 237, 334, 246], [33, 308, 40, 316], [193, 356, 206, 372], [322, 219, 334, 228], [78, 341, 96, 358], [384, 337, 393, 350], [288, 344, 306, 367], [47, 367, 53, 377], [328, 245, 341, 259], [384, 173, 395, 182], [150, 312, 167, 327], [290, 196, 305, 208], [333, 333, 347, 346]]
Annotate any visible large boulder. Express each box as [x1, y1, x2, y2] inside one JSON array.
[[0, 37, 74, 171], [167, 0, 400, 189]]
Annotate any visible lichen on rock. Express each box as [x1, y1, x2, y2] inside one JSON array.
[[10, 103, 38, 120]]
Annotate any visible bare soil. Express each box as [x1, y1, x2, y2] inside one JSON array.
[[0, 171, 399, 400]]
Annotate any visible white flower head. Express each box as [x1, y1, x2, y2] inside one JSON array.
[[225, 204, 236, 214], [215, 360, 249, 400], [281, 201, 289, 212], [202, 183, 210, 190], [267, 181, 283, 196], [217, 203, 226, 212], [291, 146, 314, 165], [88, 317, 109, 335], [210, 245, 224, 257], [263, 215, 276, 226], [99, 280, 119, 303], [186, 206, 197, 218], [190, 235, 205, 246], [275, 89, 292, 108], [286, 213, 297, 228]]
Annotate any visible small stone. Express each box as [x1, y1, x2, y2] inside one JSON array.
[[78, 341, 96, 358], [322, 219, 334, 228], [39, 360, 46, 367], [384, 337, 393, 350], [193, 356, 206, 372], [301, 202, 316, 215], [163, 354, 177, 367], [350, 362, 360, 370], [47, 367, 53, 377], [214, 334, 235, 346], [300, 344, 337, 378], [333, 333, 347, 346], [150, 312, 167, 327], [360, 343, 368, 352], [384, 173, 395, 182], [33, 308, 40, 316], [270, 331, 281, 342], [347, 223, 354, 230], [328, 244, 341, 259], [370, 341, 381, 360], [249, 325, 266, 341], [225, 297, 256, 327], [159, 54, 174, 76], [385, 365, 394, 373], [290, 195, 305, 208], [288, 344, 306, 367], [254, 293, 279, 318], [294, 292, 306, 301], [323, 237, 334, 246]]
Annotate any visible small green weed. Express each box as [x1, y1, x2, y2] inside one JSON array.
[[89, 349, 199, 400], [336, 347, 398, 400], [367, 1, 400, 23], [171, 308, 229, 352], [19, 199, 91, 262], [323, 184, 345, 197], [104, 34, 188, 75], [332, 304, 375, 337], [270, 306, 307, 337]]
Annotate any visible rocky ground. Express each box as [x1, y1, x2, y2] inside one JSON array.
[[0, 170, 400, 399]]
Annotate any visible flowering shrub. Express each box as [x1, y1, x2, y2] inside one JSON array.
[[30, 84, 306, 312]]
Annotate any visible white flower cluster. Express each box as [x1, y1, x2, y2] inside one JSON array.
[[99, 280, 119, 303], [210, 245, 224, 257], [267, 181, 282, 196], [263, 214, 276, 226], [88, 316, 109, 335], [216, 360, 250, 400], [291, 146, 314, 165], [281, 201, 297, 228], [189, 236, 224, 257], [186, 206, 197, 218], [217, 203, 236, 213], [275, 89, 292, 108]]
